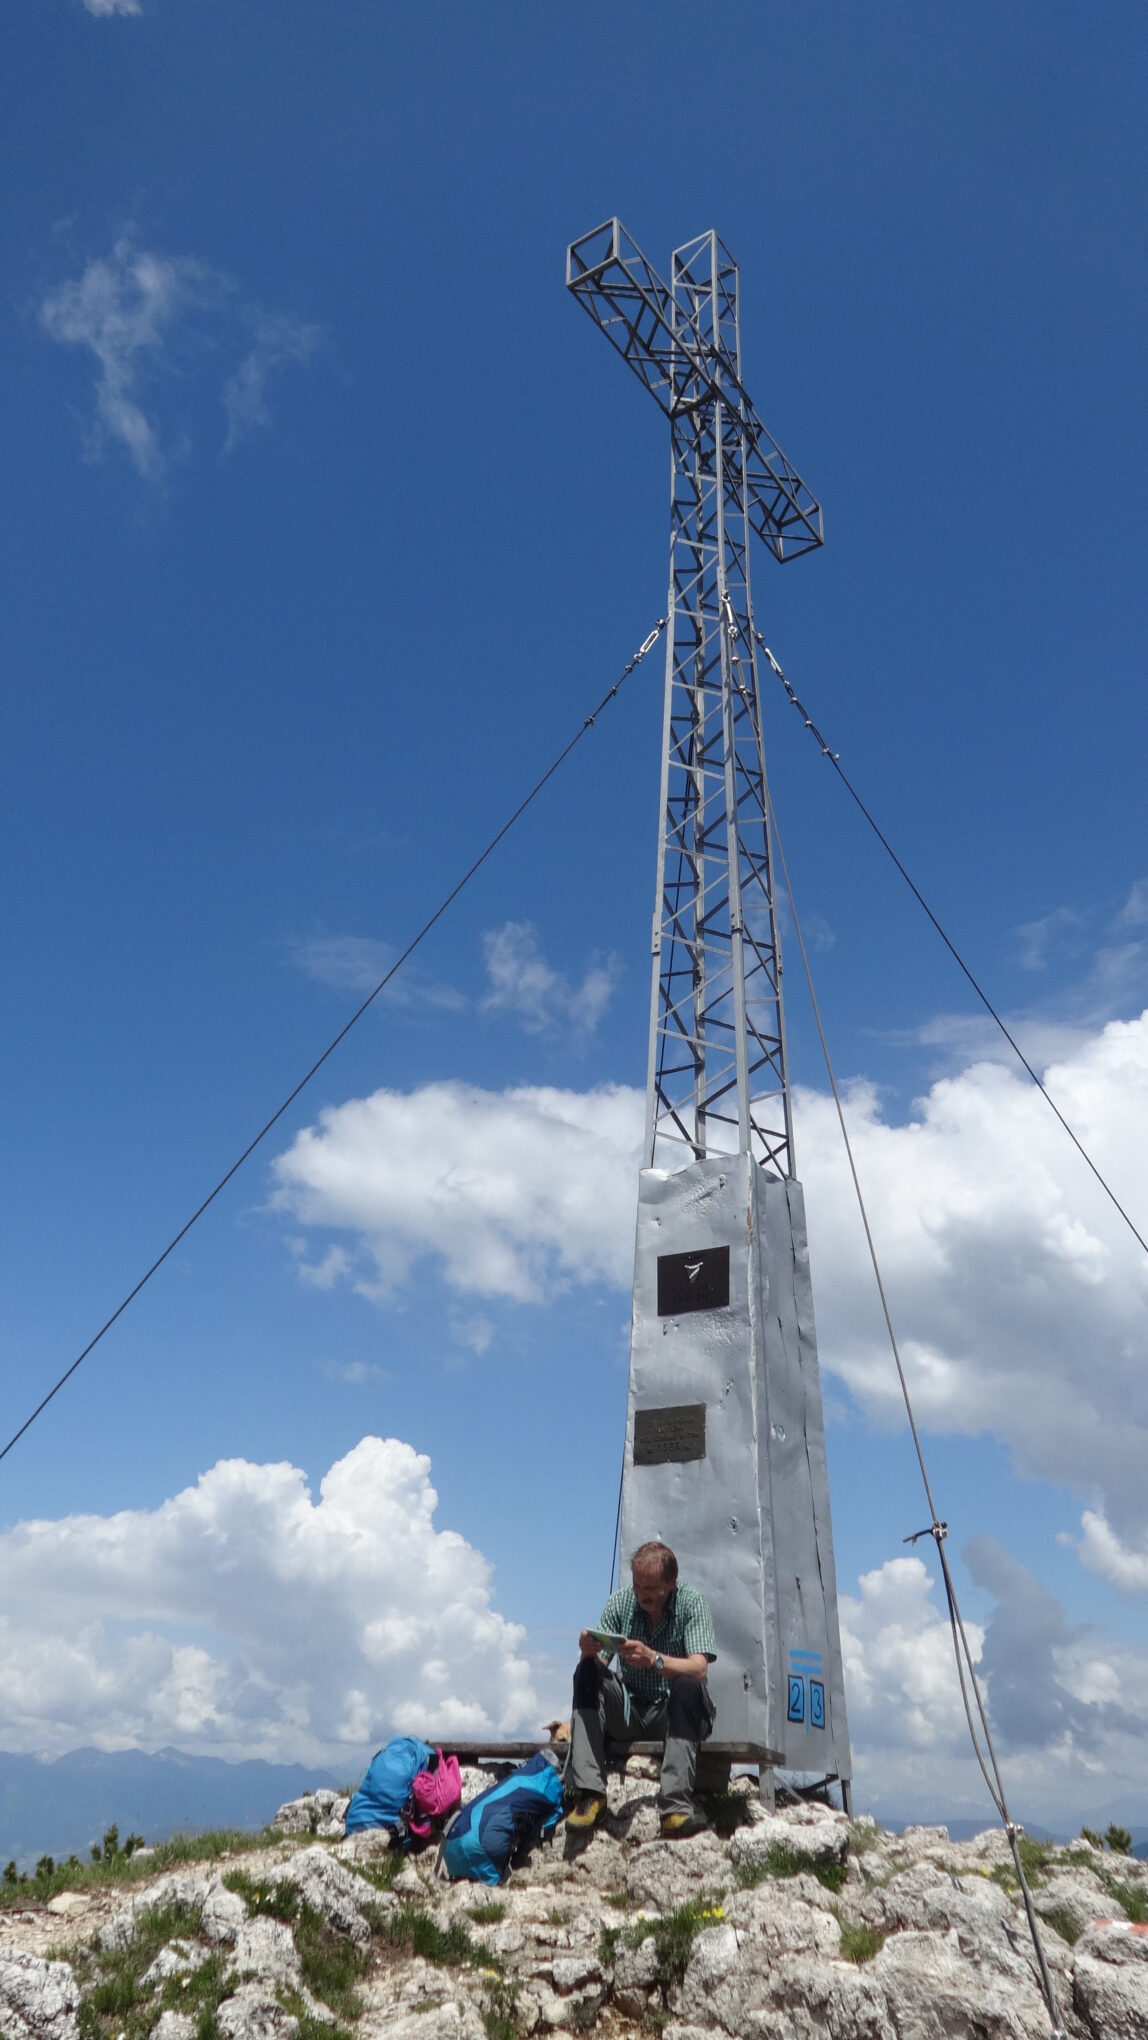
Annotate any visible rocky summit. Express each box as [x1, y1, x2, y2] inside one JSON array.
[[3, 1764, 1147, 2040]]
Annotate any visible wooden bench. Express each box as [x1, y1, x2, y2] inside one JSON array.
[[439, 1739, 787, 1806]]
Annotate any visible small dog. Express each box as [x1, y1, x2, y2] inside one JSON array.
[[544, 1718, 571, 1747]]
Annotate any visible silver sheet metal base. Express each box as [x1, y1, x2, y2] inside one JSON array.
[[620, 1154, 852, 1791]]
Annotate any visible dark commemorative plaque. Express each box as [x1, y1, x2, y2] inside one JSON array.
[[633, 1402, 706, 1466], [656, 1244, 730, 1317]]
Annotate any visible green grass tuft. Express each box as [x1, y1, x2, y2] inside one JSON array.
[[73, 1899, 224, 2040], [1101, 1875, 1148, 1925], [604, 1895, 727, 2003], [295, 1902, 368, 2019], [848, 1820, 881, 1855], [838, 1919, 884, 1965], [380, 1901, 496, 1970], [480, 1975, 520, 2040], [1, 1826, 286, 1912], [276, 1985, 356, 2040], [735, 1841, 847, 1894], [465, 1901, 507, 1925], [597, 1923, 621, 1967], [222, 1871, 301, 1923], [1040, 1905, 1082, 1947]]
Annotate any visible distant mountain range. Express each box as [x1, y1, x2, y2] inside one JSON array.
[[3, 1748, 1145, 1873], [0, 1747, 340, 1871]]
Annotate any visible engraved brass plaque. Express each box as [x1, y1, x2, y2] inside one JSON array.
[[633, 1402, 706, 1466]]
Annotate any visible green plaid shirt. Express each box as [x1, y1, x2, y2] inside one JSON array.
[[599, 1581, 717, 1702]]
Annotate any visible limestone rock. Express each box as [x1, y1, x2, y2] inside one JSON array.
[[141, 1939, 213, 1985], [848, 1858, 1017, 1940], [0, 1950, 81, 2040], [722, 1882, 842, 1961], [42, 1898, 87, 1921], [201, 1881, 249, 1945], [626, 1832, 734, 1909], [718, 1951, 893, 2040], [872, 1925, 1053, 2038], [1034, 1867, 1122, 1942], [152, 2014, 197, 2040], [271, 1790, 350, 1839], [1073, 1921, 1148, 2040], [333, 1830, 394, 1867], [269, 1846, 374, 1949], [362, 2004, 484, 2040], [613, 1933, 659, 2019], [216, 1982, 299, 2040], [230, 1916, 300, 1986], [729, 1810, 848, 1871]]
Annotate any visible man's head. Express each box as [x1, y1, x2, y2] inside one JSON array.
[[630, 1540, 678, 1625]]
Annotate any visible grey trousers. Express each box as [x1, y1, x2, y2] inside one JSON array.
[[569, 1657, 715, 1815]]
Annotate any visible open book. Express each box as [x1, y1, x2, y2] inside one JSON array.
[[587, 1627, 630, 1652]]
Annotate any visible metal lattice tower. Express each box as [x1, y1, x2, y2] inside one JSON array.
[[568, 220, 823, 1177], [568, 221, 851, 1804]]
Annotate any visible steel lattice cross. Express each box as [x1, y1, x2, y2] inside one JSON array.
[[568, 220, 824, 1176]]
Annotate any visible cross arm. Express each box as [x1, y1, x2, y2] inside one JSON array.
[[566, 218, 823, 562]]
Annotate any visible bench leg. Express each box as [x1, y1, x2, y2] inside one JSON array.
[[758, 1763, 775, 1811]]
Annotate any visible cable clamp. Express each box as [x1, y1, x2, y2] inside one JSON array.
[[1006, 1821, 1025, 1840], [904, 1521, 948, 1546], [637, 622, 665, 659]]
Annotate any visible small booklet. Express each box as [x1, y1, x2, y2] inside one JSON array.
[[587, 1627, 630, 1652]]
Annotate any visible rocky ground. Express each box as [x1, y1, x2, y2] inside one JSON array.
[[3, 1765, 1147, 2040]]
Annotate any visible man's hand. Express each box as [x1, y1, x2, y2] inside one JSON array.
[[619, 1639, 656, 1669], [578, 1628, 604, 1658]]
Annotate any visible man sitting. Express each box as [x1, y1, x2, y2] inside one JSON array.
[[567, 1539, 716, 1839]]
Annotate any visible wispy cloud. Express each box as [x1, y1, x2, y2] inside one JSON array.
[[1117, 878, 1148, 929], [224, 313, 322, 452], [83, 0, 141, 14], [40, 232, 321, 477], [1016, 905, 1086, 971], [893, 885, 1148, 1074], [323, 1358, 392, 1388], [481, 920, 617, 1035], [287, 934, 465, 1012]]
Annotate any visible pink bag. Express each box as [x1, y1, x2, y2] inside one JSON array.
[[408, 1749, 462, 1837]]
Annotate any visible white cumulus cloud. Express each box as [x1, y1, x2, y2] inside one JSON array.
[[838, 1547, 1148, 1823], [0, 1438, 537, 1762], [797, 1013, 1148, 1544], [271, 1015, 1148, 1551], [1076, 1510, 1148, 1593], [272, 1080, 643, 1302]]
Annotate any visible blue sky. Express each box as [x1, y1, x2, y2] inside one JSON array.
[[2, 1, 1148, 1827]]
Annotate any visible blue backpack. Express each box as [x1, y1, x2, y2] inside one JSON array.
[[345, 1736, 434, 1835], [440, 1752, 565, 1884]]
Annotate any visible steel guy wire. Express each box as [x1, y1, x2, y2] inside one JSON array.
[[0, 618, 667, 1472], [768, 789, 1068, 2040], [754, 631, 1148, 1266]]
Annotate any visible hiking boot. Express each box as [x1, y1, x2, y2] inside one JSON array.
[[660, 1808, 709, 1839], [566, 1792, 607, 1830]]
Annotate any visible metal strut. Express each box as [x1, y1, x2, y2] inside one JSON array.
[[568, 221, 819, 1175]]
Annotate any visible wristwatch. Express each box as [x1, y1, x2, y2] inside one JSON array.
[[653, 1653, 665, 1673]]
